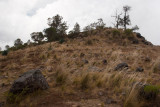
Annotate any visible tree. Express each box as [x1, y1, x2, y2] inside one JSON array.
[[96, 18, 106, 29], [45, 14, 68, 42], [44, 27, 58, 42], [73, 23, 80, 33], [5, 45, 10, 50], [14, 38, 23, 48], [112, 11, 122, 29], [27, 40, 31, 45], [121, 5, 131, 30], [31, 32, 44, 44], [0, 47, 1, 51], [132, 25, 139, 31]]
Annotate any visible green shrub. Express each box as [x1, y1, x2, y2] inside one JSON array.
[[124, 29, 133, 36], [112, 29, 120, 36], [139, 85, 160, 101], [2, 50, 8, 56], [58, 39, 65, 44]]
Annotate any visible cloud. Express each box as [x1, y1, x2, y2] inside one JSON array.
[[0, 0, 160, 49]]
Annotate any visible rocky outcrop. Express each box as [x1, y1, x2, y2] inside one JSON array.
[[9, 69, 49, 95]]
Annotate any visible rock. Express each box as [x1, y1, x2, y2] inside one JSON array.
[[136, 33, 144, 39], [9, 69, 49, 95], [145, 57, 151, 62], [80, 53, 85, 57], [106, 99, 117, 104], [88, 66, 103, 72], [114, 63, 128, 71], [102, 59, 107, 64], [83, 59, 89, 64], [132, 39, 139, 44], [136, 67, 144, 72]]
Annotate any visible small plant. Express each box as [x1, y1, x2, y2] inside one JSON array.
[[124, 29, 133, 36], [2, 50, 8, 56], [112, 29, 120, 36], [85, 40, 93, 45], [59, 39, 65, 44], [55, 71, 68, 86], [81, 74, 90, 90], [139, 85, 160, 101]]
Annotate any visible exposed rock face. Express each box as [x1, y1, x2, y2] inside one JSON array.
[[9, 69, 49, 94], [114, 63, 128, 71]]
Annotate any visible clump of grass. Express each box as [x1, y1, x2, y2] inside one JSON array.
[[143, 85, 160, 94], [6, 87, 29, 104], [85, 40, 93, 45], [112, 29, 120, 36], [124, 29, 133, 36], [153, 63, 160, 73], [55, 70, 68, 86], [80, 74, 90, 90]]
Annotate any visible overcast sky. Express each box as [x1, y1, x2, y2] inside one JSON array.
[[0, 0, 160, 49]]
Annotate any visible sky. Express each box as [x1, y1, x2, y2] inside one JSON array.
[[0, 0, 160, 49]]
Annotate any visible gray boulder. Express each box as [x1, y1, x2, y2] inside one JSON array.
[[136, 67, 144, 72], [9, 69, 49, 94], [114, 63, 128, 71]]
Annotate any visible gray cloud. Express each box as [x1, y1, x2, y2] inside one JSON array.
[[0, 0, 160, 49]]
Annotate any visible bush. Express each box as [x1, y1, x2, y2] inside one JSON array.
[[139, 85, 160, 101], [81, 74, 90, 90], [55, 71, 68, 86], [124, 29, 133, 36], [85, 40, 93, 45], [112, 29, 120, 36], [58, 39, 65, 44], [2, 50, 8, 56]]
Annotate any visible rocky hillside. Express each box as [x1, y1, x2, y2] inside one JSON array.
[[0, 28, 160, 107]]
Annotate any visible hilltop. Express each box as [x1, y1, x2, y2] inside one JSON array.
[[0, 28, 160, 107]]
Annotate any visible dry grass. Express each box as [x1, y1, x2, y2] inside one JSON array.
[[0, 30, 160, 106]]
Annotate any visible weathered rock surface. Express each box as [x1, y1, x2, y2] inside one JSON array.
[[9, 69, 49, 94], [114, 63, 128, 71], [136, 67, 144, 72]]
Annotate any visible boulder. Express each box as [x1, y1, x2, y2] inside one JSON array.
[[114, 63, 128, 71], [136, 67, 144, 72], [9, 69, 49, 95], [136, 33, 144, 39], [82, 59, 89, 64]]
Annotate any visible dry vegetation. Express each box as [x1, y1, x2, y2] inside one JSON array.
[[0, 29, 160, 107]]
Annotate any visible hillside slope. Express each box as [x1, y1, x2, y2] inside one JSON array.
[[0, 29, 160, 107]]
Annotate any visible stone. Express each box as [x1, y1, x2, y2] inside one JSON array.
[[136, 33, 144, 39], [83, 59, 89, 64], [114, 63, 128, 71], [102, 59, 107, 64], [9, 69, 49, 95], [145, 57, 151, 62], [132, 39, 139, 44], [80, 53, 85, 57], [136, 67, 144, 72]]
